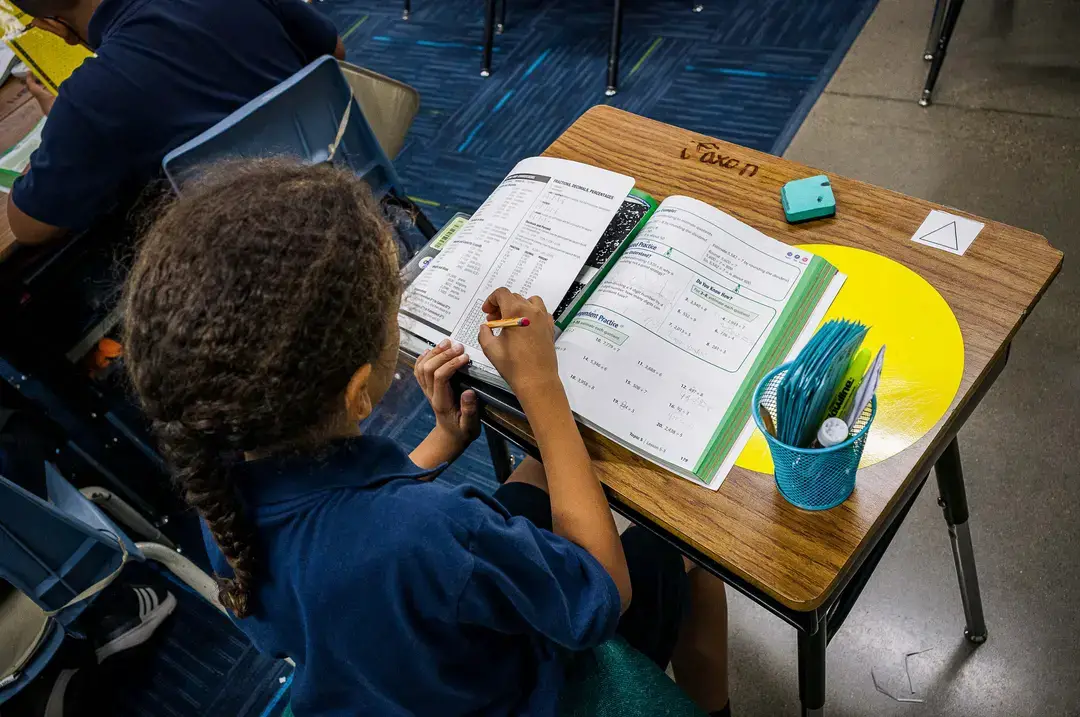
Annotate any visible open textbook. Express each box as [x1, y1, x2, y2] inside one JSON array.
[[399, 157, 845, 489]]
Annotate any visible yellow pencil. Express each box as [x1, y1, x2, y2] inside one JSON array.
[[483, 317, 530, 328]]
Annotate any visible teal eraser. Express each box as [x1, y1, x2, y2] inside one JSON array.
[[781, 175, 835, 223]]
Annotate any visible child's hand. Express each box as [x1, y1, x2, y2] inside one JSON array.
[[414, 339, 481, 456], [24, 75, 54, 116], [477, 288, 560, 402]]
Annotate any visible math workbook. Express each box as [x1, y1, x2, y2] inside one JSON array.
[[399, 157, 844, 490]]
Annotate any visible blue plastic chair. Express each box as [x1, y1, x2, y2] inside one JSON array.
[[164, 56, 410, 201], [0, 464, 221, 703]]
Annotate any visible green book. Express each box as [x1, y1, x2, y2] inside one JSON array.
[[399, 157, 843, 489]]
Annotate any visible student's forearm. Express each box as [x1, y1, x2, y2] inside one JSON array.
[[520, 384, 631, 611], [409, 426, 464, 474], [6, 194, 67, 246]]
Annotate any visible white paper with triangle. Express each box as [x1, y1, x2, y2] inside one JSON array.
[[910, 210, 983, 256]]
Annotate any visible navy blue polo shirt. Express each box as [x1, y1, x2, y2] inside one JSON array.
[[12, 0, 338, 231], [202, 436, 621, 716]]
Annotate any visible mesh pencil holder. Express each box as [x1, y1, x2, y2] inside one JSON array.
[[752, 364, 877, 511]]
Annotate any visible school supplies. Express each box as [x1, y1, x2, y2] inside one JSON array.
[[484, 317, 530, 329], [844, 345, 885, 426], [816, 417, 849, 448], [826, 347, 870, 421], [758, 402, 776, 438], [5, 25, 93, 95], [774, 319, 868, 448], [398, 157, 846, 490], [753, 362, 877, 510], [781, 175, 836, 223]]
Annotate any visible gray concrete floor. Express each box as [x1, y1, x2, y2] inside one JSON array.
[[725, 0, 1080, 714]]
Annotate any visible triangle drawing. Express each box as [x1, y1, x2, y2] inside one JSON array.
[[918, 222, 959, 250]]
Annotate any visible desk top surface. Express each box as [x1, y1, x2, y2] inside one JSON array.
[[484, 105, 1062, 612], [0, 77, 43, 262]]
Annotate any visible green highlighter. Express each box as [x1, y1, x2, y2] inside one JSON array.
[[826, 348, 871, 421], [781, 174, 836, 223]]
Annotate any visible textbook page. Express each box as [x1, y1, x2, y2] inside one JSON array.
[[399, 157, 634, 379], [554, 195, 842, 489]]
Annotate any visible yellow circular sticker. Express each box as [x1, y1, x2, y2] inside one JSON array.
[[735, 244, 964, 472]]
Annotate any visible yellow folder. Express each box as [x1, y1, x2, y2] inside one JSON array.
[[0, 0, 93, 95]]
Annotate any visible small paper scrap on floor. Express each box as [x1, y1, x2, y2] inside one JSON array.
[[871, 647, 934, 703]]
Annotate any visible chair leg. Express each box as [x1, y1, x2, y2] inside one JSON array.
[[923, 0, 948, 60], [934, 438, 988, 643], [137, 541, 226, 614], [920, 0, 966, 106], [402, 0, 410, 20], [482, 0, 496, 77], [485, 424, 514, 483], [497, 0, 506, 34], [606, 0, 624, 96], [798, 612, 827, 716], [81, 487, 177, 549]]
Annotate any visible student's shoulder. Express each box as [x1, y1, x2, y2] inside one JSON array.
[[372, 479, 509, 539], [309, 479, 505, 553], [53, 51, 148, 117], [301, 482, 506, 609]]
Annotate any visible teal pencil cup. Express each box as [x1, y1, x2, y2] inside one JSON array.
[[752, 364, 876, 511]]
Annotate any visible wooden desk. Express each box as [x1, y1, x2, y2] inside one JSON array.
[[481, 106, 1062, 715], [0, 76, 43, 262]]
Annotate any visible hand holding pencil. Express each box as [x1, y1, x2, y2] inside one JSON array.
[[477, 288, 558, 399]]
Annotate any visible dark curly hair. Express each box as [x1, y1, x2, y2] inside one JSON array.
[[122, 159, 400, 617]]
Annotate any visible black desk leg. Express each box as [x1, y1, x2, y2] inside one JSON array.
[[935, 437, 988, 643], [923, 0, 948, 60], [402, 0, 410, 20], [606, 0, 624, 96], [497, 0, 506, 34], [485, 423, 514, 483], [481, 0, 496, 77], [920, 0, 965, 106], [797, 613, 827, 716]]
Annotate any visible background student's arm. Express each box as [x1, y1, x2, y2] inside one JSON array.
[[478, 288, 632, 613], [411, 338, 480, 470], [6, 194, 67, 246], [7, 64, 123, 248]]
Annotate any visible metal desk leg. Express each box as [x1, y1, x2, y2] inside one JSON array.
[[798, 613, 827, 716], [497, 0, 506, 34], [935, 437, 988, 643], [605, 0, 624, 96], [402, 0, 411, 20], [920, 0, 965, 106], [923, 0, 948, 60], [481, 0, 496, 77], [485, 423, 514, 483]]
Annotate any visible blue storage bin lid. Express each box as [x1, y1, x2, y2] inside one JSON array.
[[163, 55, 402, 196]]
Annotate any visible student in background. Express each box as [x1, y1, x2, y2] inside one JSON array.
[[6, 0, 345, 247], [121, 159, 732, 717]]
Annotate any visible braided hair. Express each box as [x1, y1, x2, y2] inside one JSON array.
[[122, 159, 400, 617]]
